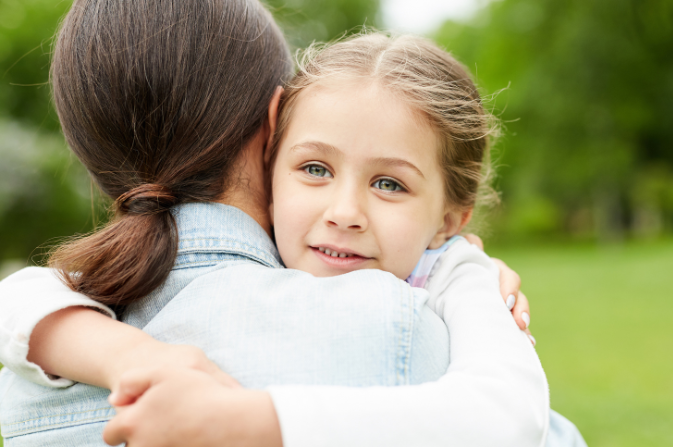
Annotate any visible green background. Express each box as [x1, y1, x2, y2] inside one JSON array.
[[1, 0, 672, 445]]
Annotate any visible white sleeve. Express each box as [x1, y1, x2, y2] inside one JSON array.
[[268, 240, 549, 447], [0, 267, 116, 388]]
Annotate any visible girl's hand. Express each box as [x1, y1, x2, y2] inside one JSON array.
[[464, 234, 535, 346], [109, 342, 241, 406], [104, 367, 282, 447]]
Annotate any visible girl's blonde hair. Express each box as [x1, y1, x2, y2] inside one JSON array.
[[270, 32, 498, 214]]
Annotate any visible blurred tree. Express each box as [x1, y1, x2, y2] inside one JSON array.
[[0, 0, 380, 269], [0, 0, 381, 129], [0, 0, 71, 131], [435, 0, 673, 241], [0, 120, 105, 264], [265, 0, 380, 48]]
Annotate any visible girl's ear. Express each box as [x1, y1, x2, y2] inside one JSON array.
[[428, 209, 474, 249], [264, 86, 284, 166]]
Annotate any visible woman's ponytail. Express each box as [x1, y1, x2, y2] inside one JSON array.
[[50, 185, 179, 307], [47, 0, 291, 308]]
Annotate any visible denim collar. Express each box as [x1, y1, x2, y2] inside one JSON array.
[[172, 202, 283, 269]]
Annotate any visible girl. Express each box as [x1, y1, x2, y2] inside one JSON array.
[[0, 2, 577, 445]]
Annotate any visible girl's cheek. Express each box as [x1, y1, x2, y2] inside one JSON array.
[[380, 215, 430, 280]]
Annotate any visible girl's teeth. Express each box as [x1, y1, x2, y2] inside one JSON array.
[[317, 247, 351, 258]]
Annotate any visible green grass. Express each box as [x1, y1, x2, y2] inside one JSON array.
[[489, 240, 673, 447], [1, 241, 672, 446]]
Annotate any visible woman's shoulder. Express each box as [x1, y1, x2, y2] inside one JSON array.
[[183, 261, 425, 304]]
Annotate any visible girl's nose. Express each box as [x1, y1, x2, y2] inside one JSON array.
[[323, 190, 368, 231]]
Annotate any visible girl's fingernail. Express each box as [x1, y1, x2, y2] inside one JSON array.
[[108, 392, 117, 404], [522, 312, 530, 328], [506, 294, 516, 310], [528, 334, 536, 346]]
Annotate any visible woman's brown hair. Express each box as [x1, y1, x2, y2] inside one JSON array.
[[49, 0, 291, 307]]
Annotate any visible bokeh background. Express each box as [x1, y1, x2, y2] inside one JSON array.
[[0, 0, 671, 445]]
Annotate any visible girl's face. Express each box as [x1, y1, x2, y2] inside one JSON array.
[[271, 82, 457, 279]]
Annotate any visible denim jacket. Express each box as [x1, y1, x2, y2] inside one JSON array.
[[0, 203, 574, 447]]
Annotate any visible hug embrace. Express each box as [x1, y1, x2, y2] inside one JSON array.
[[0, 1, 587, 446]]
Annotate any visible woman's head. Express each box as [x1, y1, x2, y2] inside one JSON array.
[[50, 0, 292, 306], [269, 33, 496, 279]]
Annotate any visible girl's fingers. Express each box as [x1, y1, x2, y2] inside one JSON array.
[[525, 328, 536, 347], [209, 367, 243, 389], [513, 291, 531, 331], [103, 406, 131, 446], [461, 236, 534, 345], [109, 369, 157, 407], [491, 257, 522, 309], [463, 233, 484, 250]]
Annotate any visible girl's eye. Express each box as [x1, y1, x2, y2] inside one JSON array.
[[304, 164, 333, 178], [373, 178, 404, 192]]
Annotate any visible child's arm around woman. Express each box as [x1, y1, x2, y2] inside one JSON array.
[[100, 237, 549, 447]]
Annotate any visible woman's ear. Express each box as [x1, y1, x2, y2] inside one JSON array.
[[264, 86, 284, 166], [428, 209, 474, 249]]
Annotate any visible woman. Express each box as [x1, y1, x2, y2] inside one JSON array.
[[0, 1, 578, 446]]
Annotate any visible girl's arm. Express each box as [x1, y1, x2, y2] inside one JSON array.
[[104, 240, 548, 447], [0, 251, 531, 391], [266, 239, 549, 447], [0, 267, 237, 391], [0, 267, 116, 388]]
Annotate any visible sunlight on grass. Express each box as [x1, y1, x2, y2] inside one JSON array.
[[490, 240, 673, 447]]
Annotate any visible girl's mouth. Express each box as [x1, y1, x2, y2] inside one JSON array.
[[310, 246, 370, 268]]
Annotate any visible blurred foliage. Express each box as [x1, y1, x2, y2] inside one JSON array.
[[265, 0, 380, 48], [434, 0, 673, 241], [0, 2, 672, 446], [0, 0, 672, 270], [0, 120, 103, 262], [0, 0, 70, 131], [0, 0, 379, 267]]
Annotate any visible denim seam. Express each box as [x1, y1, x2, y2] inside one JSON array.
[[4, 414, 113, 437], [173, 260, 223, 268], [176, 245, 279, 268], [403, 284, 413, 384], [3, 406, 114, 427], [179, 238, 275, 255], [395, 282, 413, 386]]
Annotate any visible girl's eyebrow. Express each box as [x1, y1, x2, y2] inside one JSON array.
[[290, 141, 341, 157], [290, 140, 424, 178], [370, 157, 425, 179]]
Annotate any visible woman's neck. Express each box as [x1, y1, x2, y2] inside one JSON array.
[[217, 132, 272, 237]]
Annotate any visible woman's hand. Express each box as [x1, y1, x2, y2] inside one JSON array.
[[104, 367, 282, 447], [464, 234, 535, 346]]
